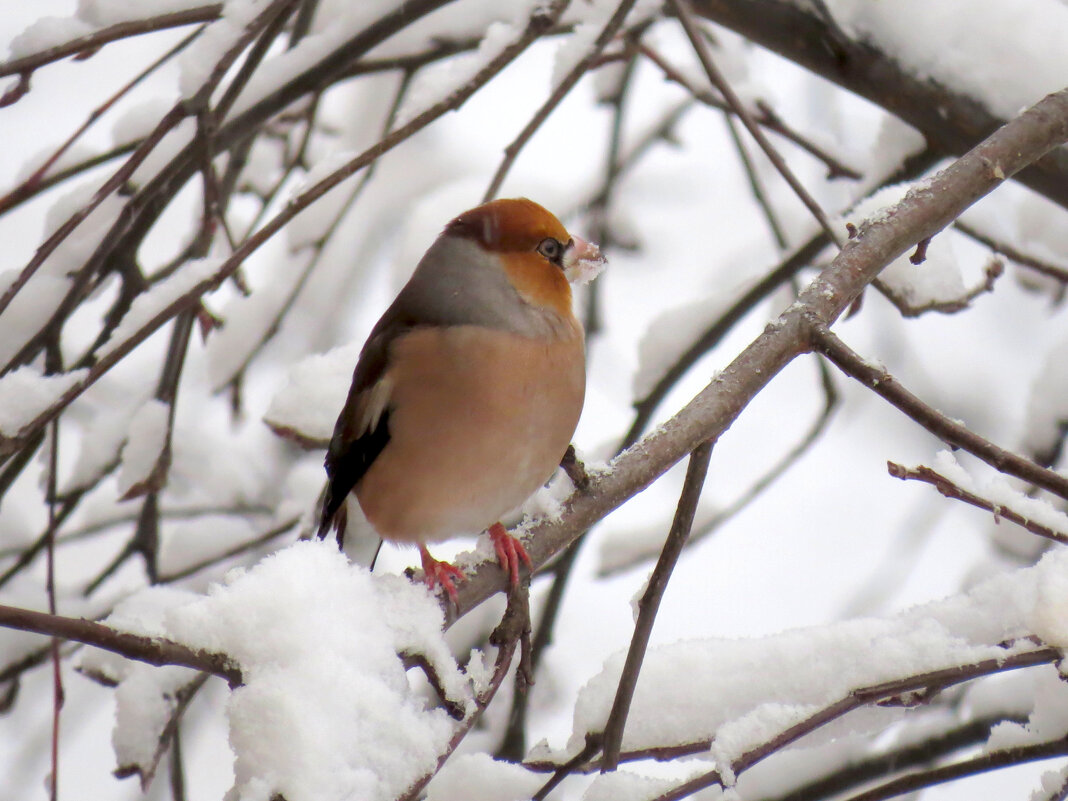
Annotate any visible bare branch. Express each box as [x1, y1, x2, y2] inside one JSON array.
[[811, 325, 1068, 501], [601, 440, 713, 769], [0, 6, 223, 78], [0, 604, 242, 686], [888, 461, 1068, 545]]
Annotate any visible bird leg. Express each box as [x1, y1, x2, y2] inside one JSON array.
[[488, 522, 533, 587], [419, 547, 464, 606]]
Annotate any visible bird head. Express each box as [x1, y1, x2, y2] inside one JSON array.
[[444, 198, 606, 317]]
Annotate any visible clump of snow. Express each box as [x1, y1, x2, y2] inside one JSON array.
[[987, 667, 1068, 751], [424, 753, 542, 801], [108, 542, 469, 801], [1022, 332, 1068, 461], [580, 770, 678, 801], [6, 16, 93, 59], [206, 264, 307, 390], [99, 257, 222, 359], [116, 399, 171, 498], [824, 0, 1068, 121], [395, 20, 520, 127], [867, 115, 927, 180], [1032, 766, 1068, 801], [80, 587, 207, 777], [0, 274, 69, 368], [0, 366, 87, 437], [553, 0, 662, 88], [111, 98, 175, 146], [633, 279, 756, 399], [60, 382, 142, 494], [839, 183, 967, 306], [264, 342, 360, 447], [76, 0, 202, 27], [555, 548, 1068, 765]]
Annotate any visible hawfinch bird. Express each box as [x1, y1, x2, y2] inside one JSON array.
[[317, 197, 605, 601]]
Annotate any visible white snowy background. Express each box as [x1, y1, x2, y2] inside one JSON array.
[[1, 1, 1068, 800]]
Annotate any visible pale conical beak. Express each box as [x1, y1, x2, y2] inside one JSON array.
[[562, 235, 607, 285]]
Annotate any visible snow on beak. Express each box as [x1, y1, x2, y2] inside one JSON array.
[[562, 235, 607, 285]]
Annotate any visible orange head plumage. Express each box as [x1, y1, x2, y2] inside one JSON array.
[[445, 198, 579, 318]]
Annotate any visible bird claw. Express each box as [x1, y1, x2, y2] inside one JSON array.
[[419, 547, 464, 606], [488, 522, 533, 587]]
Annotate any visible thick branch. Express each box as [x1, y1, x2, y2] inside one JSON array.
[[692, 0, 1068, 211], [441, 87, 1068, 625]]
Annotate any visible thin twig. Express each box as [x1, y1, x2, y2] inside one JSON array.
[[645, 643, 1061, 801], [955, 220, 1068, 285], [839, 737, 1068, 801], [888, 461, 1068, 545], [483, 0, 638, 201], [668, 0, 844, 246], [0, 6, 222, 78], [601, 440, 713, 769], [0, 26, 205, 218], [46, 418, 62, 801], [0, 604, 241, 686], [871, 256, 1002, 317], [0, 0, 572, 460], [761, 714, 1025, 801], [640, 43, 861, 180], [810, 325, 1068, 501]]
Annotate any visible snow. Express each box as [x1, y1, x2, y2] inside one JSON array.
[[1023, 332, 1068, 460], [424, 754, 543, 801], [396, 18, 521, 127], [106, 541, 469, 801], [633, 280, 756, 398], [5, 1, 208, 62], [206, 262, 308, 390], [823, 0, 1068, 121], [111, 98, 175, 146], [98, 257, 222, 359], [0, 275, 68, 368], [60, 384, 141, 494], [0, 184, 126, 369], [6, 16, 94, 60], [76, 0, 205, 27], [116, 399, 170, 498], [264, 342, 359, 447], [0, 366, 88, 437], [930, 450, 1068, 541], [555, 548, 1068, 765], [987, 667, 1068, 751], [839, 183, 967, 306], [177, 0, 263, 98], [580, 770, 678, 801]]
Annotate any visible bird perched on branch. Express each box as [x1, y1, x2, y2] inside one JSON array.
[[317, 197, 606, 602]]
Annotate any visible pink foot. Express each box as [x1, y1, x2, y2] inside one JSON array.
[[420, 547, 465, 606], [488, 522, 533, 587]]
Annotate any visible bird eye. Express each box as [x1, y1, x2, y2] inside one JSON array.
[[537, 237, 564, 263]]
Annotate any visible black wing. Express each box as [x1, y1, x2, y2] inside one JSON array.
[[316, 329, 395, 547]]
